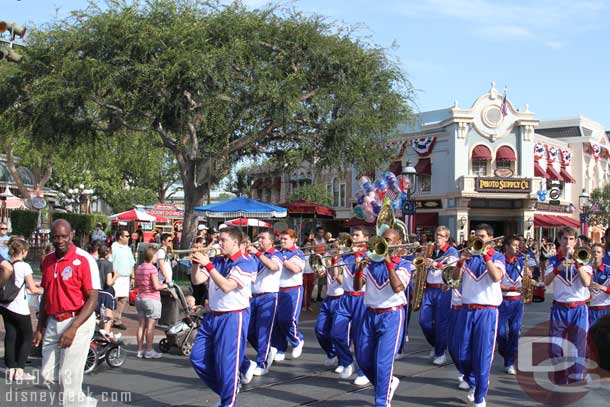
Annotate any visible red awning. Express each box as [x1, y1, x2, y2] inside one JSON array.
[[280, 200, 336, 218], [560, 168, 576, 183], [415, 158, 431, 175], [472, 145, 492, 160], [534, 214, 579, 228], [345, 216, 375, 227], [546, 164, 564, 181], [415, 212, 439, 227], [534, 162, 548, 178], [496, 146, 516, 161]]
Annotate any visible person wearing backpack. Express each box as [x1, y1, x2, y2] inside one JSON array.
[[0, 236, 43, 382]]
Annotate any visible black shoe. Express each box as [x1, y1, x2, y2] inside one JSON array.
[[113, 323, 127, 330]]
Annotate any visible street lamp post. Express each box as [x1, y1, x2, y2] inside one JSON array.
[[579, 189, 590, 237], [401, 161, 417, 238], [67, 185, 95, 214]]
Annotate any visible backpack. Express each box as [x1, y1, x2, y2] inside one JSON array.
[[0, 260, 25, 304]]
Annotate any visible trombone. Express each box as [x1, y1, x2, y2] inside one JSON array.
[[172, 246, 223, 260]]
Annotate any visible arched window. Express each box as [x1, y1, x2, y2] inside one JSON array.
[[495, 146, 516, 174], [471, 145, 491, 176]]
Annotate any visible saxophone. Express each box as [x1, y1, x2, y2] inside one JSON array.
[[412, 242, 435, 311], [521, 252, 536, 304]]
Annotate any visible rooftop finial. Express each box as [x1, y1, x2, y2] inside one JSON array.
[[453, 100, 459, 108], [490, 81, 498, 99]]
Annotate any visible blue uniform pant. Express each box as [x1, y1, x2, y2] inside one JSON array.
[[315, 296, 341, 358], [397, 284, 412, 355], [332, 294, 366, 373], [497, 298, 524, 368], [447, 307, 462, 373], [549, 304, 588, 384], [271, 286, 304, 353], [241, 293, 278, 371], [191, 310, 249, 407], [454, 307, 498, 404], [588, 306, 610, 327], [419, 287, 451, 357], [356, 308, 404, 407]]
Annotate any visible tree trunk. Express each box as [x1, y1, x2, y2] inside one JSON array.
[[178, 157, 208, 250]]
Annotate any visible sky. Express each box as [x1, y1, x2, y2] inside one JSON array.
[[4, 0, 610, 128]]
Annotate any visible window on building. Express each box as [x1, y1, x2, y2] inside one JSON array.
[[418, 175, 431, 192], [332, 177, 339, 207], [472, 159, 489, 176], [339, 183, 346, 207]]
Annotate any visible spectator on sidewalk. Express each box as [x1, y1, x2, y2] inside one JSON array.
[[135, 246, 168, 359], [90, 223, 106, 243], [34, 219, 100, 407], [0, 237, 42, 382], [155, 233, 173, 285], [110, 228, 135, 331], [0, 222, 11, 260], [92, 243, 119, 339]]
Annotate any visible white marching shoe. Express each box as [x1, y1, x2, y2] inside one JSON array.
[[458, 375, 470, 390], [428, 349, 436, 358], [267, 347, 278, 368], [253, 366, 268, 376], [324, 356, 338, 367], [467, 388, 476, 402], [241, 360, 256, 384], [389, 376, 400, 402], [274, 351, 286, 362], [432, 354, 446, 365], [334, 365, 345, 374], [292, 340, 304, 359], [354, 374, 370, 386], [474, 400, 486, 407], [339, 362, 355, 379], [505, 365, 516, 375]]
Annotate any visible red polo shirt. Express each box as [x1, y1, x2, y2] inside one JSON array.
[[41, 244, 101, 316]]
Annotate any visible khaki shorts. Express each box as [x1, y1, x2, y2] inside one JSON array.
[[135, 297, 161, 320]]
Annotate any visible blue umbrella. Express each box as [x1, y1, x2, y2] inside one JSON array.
[[194, 196, 287, 219]]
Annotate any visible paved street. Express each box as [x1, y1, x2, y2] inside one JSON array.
[[1, 295, 609, 407]]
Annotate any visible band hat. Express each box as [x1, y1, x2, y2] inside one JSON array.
[[218, 224, 227, 230], [197, 224, 208, 231]]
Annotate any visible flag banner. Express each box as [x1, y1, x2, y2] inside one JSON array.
[[534, 142, 546, 161], [561, 149, 572, 167], [546, 145, 559, 163], [591, 142, 601, 160], [410, 137, 436, 156]]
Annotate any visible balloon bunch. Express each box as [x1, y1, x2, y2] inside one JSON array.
[[353, 173, 408, 222]]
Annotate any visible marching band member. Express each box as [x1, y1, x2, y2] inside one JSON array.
[[315, 237, 345, 372], [452, 223, 505, 407], [543, 226, 592, 384], [588, 243, 610, 326], [239, 231, 283, 380], [190, 226, 257, 407], [331, 227, 370, 384], [354, 229, 412, 407], [420, 226, 459, 365], [497, 235, 528, 375], [270, 229, 306, 361], [448, 285, 471, 390]]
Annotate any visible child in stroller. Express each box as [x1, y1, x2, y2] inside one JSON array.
[[84, 314, 127, 374], [158, 285, 208, 356]]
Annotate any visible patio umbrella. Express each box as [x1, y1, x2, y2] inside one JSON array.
[[225, 218, 272, 228], [194, 196, 287, 219], [109, 208, 160, 222]]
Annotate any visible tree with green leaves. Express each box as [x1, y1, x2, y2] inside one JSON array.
[[588, 184, 610, 227], [0, 0, 414, 247], [289, 183, 332, 207]]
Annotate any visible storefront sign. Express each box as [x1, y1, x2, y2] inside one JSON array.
[[146, 204, 184, 219], [534, 202, 574, 214], [415, 200, 442, 209], [475, 177, 531, 193]]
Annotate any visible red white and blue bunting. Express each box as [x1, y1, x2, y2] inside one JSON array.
[[546, 145, 559, 164], [534, 142, 546, 161], [591, 142, 602, 160], [410, 137, 436, 157], [561, 149, 572, 167]]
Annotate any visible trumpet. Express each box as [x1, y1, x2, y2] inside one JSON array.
[[172, 247, 223, 258], [572, 246, 592, 265], [308, 254, 369, 274]]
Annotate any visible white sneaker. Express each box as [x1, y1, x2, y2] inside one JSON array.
[[432, 354, 446, 365], [467, 388, 475, 402], [334, 365, 345, 374], [354, 375, 370, 386], [429, 349, 436, 358], [253, 367, 267, 376], [324, 356, 338, 367], [339, 363, 355, 379], [136, 350, 144, 358], [394, 353, 405, 360], [474, 400, 486, 407], [292, 340, 304, 359], [405, 335, 409, 343], [274, 352, 285, 362], [267, 347, 278, 367], [144, 350, 162, 359], [458, 376, 470, 390], [241, 360, 256, 384], [505, 365, 516, 375], [388, 376, 400, 401]]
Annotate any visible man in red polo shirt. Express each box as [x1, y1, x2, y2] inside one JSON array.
[[33, 219, 100, 407]]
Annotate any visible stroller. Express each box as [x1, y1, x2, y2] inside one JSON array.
[[158, 285, 207, 356], [84, 316, 127, 374]]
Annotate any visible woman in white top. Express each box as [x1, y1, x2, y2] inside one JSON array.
[[0, 237, 43, 381]]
